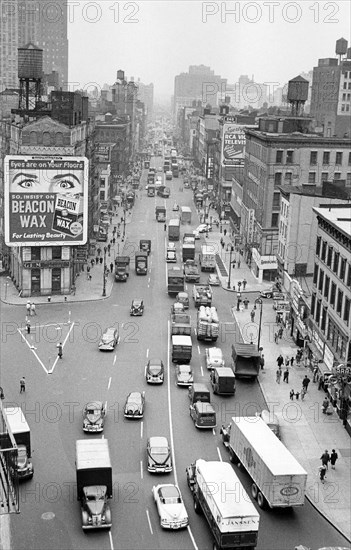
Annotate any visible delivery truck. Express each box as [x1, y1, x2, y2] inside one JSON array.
[[186, 459, 260, 549], [193, 284, 212, 308], [155, 206, 166, 222], [180, 206, 192, 224], [210, 367, 236, 395], [226, 417, 307, 510], [196, 306, 219, 342], [168, 218, 180, 241], [170, 312, 191, 335], [182, 243, 195, 262], [231, 343, 261, 379], [4, 406, 34, 480], [184, 259, 200, 283], [135, 251, 148, 275], [199, 244, 216, 272], [171, 334, 192, 363], [114, 256, 130, 282], [167, 267, 185, 296]]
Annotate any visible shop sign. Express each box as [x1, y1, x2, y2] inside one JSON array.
[[23, 260, 70, 269], [323, 345, 334, 370]]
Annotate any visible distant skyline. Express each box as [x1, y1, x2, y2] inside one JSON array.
[[67, 1, 351, 102]]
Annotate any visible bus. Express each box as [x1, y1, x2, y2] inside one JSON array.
[[168, 218, 180, 241]]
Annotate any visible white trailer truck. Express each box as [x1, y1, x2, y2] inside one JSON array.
[[4, 406, 34, 480], [226, 416, 307, 509]]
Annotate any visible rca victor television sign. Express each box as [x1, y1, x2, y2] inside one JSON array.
[[4, 156, 89, 246]]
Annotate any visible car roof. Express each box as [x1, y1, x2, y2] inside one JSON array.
[[148, 358, 162, 365], [128, 392, 143, 401], [132, 298, 143, 304], [158, 484, 180, 497], [85, 401, 103, 408], [105, 327, 117, 334], [148, 436, 168, 447], [178, 364, 191, 371]]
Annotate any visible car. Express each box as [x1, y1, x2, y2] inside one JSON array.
[[98, 327, 119, 351], [167, 242, 176, 250], [83, 401, 106, 433], [155, 181, 162, 189], [172, 203, 179, 211], [176, 364, 193, 386], [157, 167, 163, 172], [152, 484, 189, 530], [146, 358, 164, 384], [130, 298, 144, 316], [147, 436, 172, 473], [192, 224, 211, 239], [166, 170, 173, 180], [166, 249, 177, 263], [208, 274, 220, 286], [175, 291, 189, 309], [124, 391, 145, 419], [260, 287, 274, 299]]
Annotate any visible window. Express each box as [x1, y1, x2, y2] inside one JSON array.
[[272, 192, 280, 208], [285, 172, 292, 183], [318, 269, 324, 292], [323, 151, 330, 164], [348, 152, 351, 165], [308, 172, 316, 183], [31, 247, 41, 260], [276, 150, 283, 163], [347, 173, 351, 186], [274, 172, 282, 186], [344, 297, 350, 325], [327, 246, 333, 267], [324, 276, 330, 299], [271, 213, 279, 227], [333, 251, 339, 275], [311, 293, 316, 317], [321, 307, 327, 332], [316, 236, 321, 256], [321, 241, 327, 262], [310, 151, 317, 165], [286, 150, 294, 164], [340, 257, 346, 282], [52, 247, 61, 260], [334, 173, 341, 180], [313, 264, 319, 285], [335, 152, 343, 165], [315, 299, 321, 323], [321, 172, 329, 182], [330, 282, 336, 307], [337, 290, 343, 315], [347, 263, 351, 287]]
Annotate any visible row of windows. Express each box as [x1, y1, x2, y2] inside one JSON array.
[[31, 247, 62, 260], [275, 150, 294, 164], [315, 237, 351, 284], [310, 151, 351, 166], [340, 104, 350, 112], [308, 172, 351, 185], [342, 82, 351, 89], [311, 294, 349, 360], [313, 266, 351, 324]]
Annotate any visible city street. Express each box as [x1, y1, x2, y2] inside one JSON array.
[[0, 160, 349, 550]]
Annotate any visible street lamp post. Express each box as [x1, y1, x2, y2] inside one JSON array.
[[255, 298, 263, 351], [102, 246, 107, 297], [227, 245, 234, 289]]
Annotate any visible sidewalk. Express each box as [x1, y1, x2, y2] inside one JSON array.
[[204, 215, 351, 540]]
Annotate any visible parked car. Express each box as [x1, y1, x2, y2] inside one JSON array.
[[193, 224, 211, 239], [98, 327, 119, 351], [166, 249, 177, 263], [208, 274, 220, 286], [256, 409, 281, 439], [152, 484, 189, 530], [130, 298, 144, 316], [260, 284, 282, 298], [176, 364, 193, 386], [124, 391, 145, 419], [83, 401, 106, 433], [167, 242, 176, 250], [175, 291, 189, 309], [172, 203, 179, 211], [147, 436, 172, 473], [146, 358, 164, 384]]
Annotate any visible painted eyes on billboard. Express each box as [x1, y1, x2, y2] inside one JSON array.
[[10, 171, 83, 194]]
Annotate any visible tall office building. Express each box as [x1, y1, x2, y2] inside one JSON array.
[[0, 0, 68, 92], [174, 65, 226, 118], [136, 79, 154, 120]]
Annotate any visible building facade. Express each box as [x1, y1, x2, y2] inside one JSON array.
[[174, 65, 226, 118]]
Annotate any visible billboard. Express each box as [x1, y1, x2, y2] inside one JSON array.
[[4, 156, 89, 246], [221, 123, 246, 167]]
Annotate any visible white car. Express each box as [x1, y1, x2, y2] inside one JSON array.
[[193, 224, 211, 239], [152, 484, 189, 530], [165, 171, 173, 180], [166, 250, 177, 263]]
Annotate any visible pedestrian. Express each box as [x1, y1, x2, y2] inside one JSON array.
[[220, 237, 224, 246], [20, 377, 26, 393], [290, 356, 294, 367], [289, 389, 295, 400], [91, 258, 95, 267], [87, 265, 90, 280], [275, 313, 280, 324], [259, 354, 265, 370], [221, 241, 225, 250], [319, 464, 327, 483], [276, 367, 282, 384], [295, 390, 300, 400], [238, 281, 242, 290], [285, 356, 290, 367], [283, 368, 289, 383], [232, 284, 236, 291], [224, 229, 227, 236], [57, 342, 63, 359], [302, 375, 311, 392], [301, 386, 307, 400], [274, 332, 279, 344], [313, 366, 319, 382], [164, 223, 167, 231], [330, 449, 338, 469], [277, 354, 284, 367], [26, 319, 31, 334], [26, 301, 31, 316], [244, 298, 249, 309], [278, 326, 283, 339], [97, 247, 101, 256], [237, 260, 241, 269], [96, 256, 99, 264], [100, 257, 103, 265], [320, 450, 330, 470], [110, 262, 114, 273], [322, 397, 330, 414], [88, 274, 92, 281], [112, 237, 116, 245], [30, 302, 36, 316], [242, 278, 247, 289], [250, 310, 255, 322]]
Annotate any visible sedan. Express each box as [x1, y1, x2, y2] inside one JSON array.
[[130, 298, 144, 316], [166, 250, 177, 263], [124, 391, 145, 419], [147, 436, 172, 473], [98, 327, 119, 351], [208, 274, 220, 286], [176, 364, 193, 386], [152, 484, 189, 530], [83, 401, 106, 433], [146, 359, 164, 384]]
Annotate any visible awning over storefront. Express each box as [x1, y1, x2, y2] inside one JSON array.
[[307, 341, 322, 360]]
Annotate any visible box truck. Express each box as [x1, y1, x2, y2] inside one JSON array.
[[4, 406, 33, 480], [231, 343, 260, 379], [199, 245, 216, 272]]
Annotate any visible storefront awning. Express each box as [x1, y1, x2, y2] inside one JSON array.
[[307, 341, 323, 360]]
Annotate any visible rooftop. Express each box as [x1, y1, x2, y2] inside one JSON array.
[[313, 206, 351, 238]]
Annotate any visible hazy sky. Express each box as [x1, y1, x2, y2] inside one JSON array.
[[67, 1, 351, 101]]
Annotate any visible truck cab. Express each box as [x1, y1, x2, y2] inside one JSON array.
[[210, 367, 236, 395], [190, 402, 216, 429], [4, 407, 34, 480]]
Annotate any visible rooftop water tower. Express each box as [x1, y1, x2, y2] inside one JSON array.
[[287, 75, 309, 116], [16, 42, 43, 112]]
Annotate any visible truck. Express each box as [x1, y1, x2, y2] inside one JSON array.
[[147, 184, 155, 197], [196, 306, 219, 342], [172, 165, 179, 178], [193, 284, 213, 308], [4, 407, 34, 480], [180, 206, 192, 224], [184, 259, 200, 283], [171, 334, 192, 363], [183, 233, 195, 245], [140, 239, 151, 255], [114, 256, 130, 282], [167, 267, 185, 296], [186, 459, 260, 549], [170, 312, 191, 335], [231, 343, 260, 379], [76, 439, 112, 530], [199, 244, 216, 272], [182, 243, 195, 262], [135, 251, 148, 275], [210, 367, 236, 395], [168, 218, 180, 241], [155, 205, 166, 222], [225, 417, 307, 510]]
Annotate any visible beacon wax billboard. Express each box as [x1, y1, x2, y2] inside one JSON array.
[[4, 156, 89, 246]]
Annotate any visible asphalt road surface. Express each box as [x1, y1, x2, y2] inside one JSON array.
[[0, 156, 348, 550]]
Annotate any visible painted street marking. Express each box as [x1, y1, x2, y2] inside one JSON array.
[[146, 348, 149, 358], [140, 460, 143, 479], [200, 365, 204, 377], [140, 421, 143, 439], [146, 509, 153, 535], [217, 447, 223, 462], [48, 322, 75, 374], [113, 355, 117, 365], [197, 345, 200, 354], [212, 428, 216, 436], [108, 530, 114, 550], [187, 526, 198, 550], [17, 328, 48, 374], [108, 377, 112, 390]]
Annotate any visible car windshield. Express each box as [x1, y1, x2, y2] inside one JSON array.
[[160, 486, 180, 502], [87, 408, 100, 415], [151, 448, 168, 457], [128, 393, 141, 404], [179, 365, 191, 374], [149, 365, 161, 374]]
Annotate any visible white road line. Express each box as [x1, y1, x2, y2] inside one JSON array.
[[194, 328, 197, 335], [141, 421, 143, 439], [148, 277, 151, 283], [108, 529, 114, 550], [108, 377, 112, 390], [113, 355, 117, 365], [212, 428, 216, 436], [48, 322, 75, 374], [146, 509, 153, 535], [217, 447, 223, 461], [187, 525, 199, 550], [167, 319, 178, 485], [140, 460, 143, 479], [146, 348, 149, 358], [200, 365, 204, 377], [17, 328, 48, 374], [197, 345, 200, 354]]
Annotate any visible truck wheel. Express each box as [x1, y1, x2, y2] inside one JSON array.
[[213, 543, 219, 550], [257, 491, 266, 509], [193, 497, 201, 514], [229, 449, 239, 464], [251, 483, 258, 500]]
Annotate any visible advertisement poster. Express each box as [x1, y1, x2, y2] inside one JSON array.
[[4, 156, 88, 246], [221, 123, 246, 166]]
